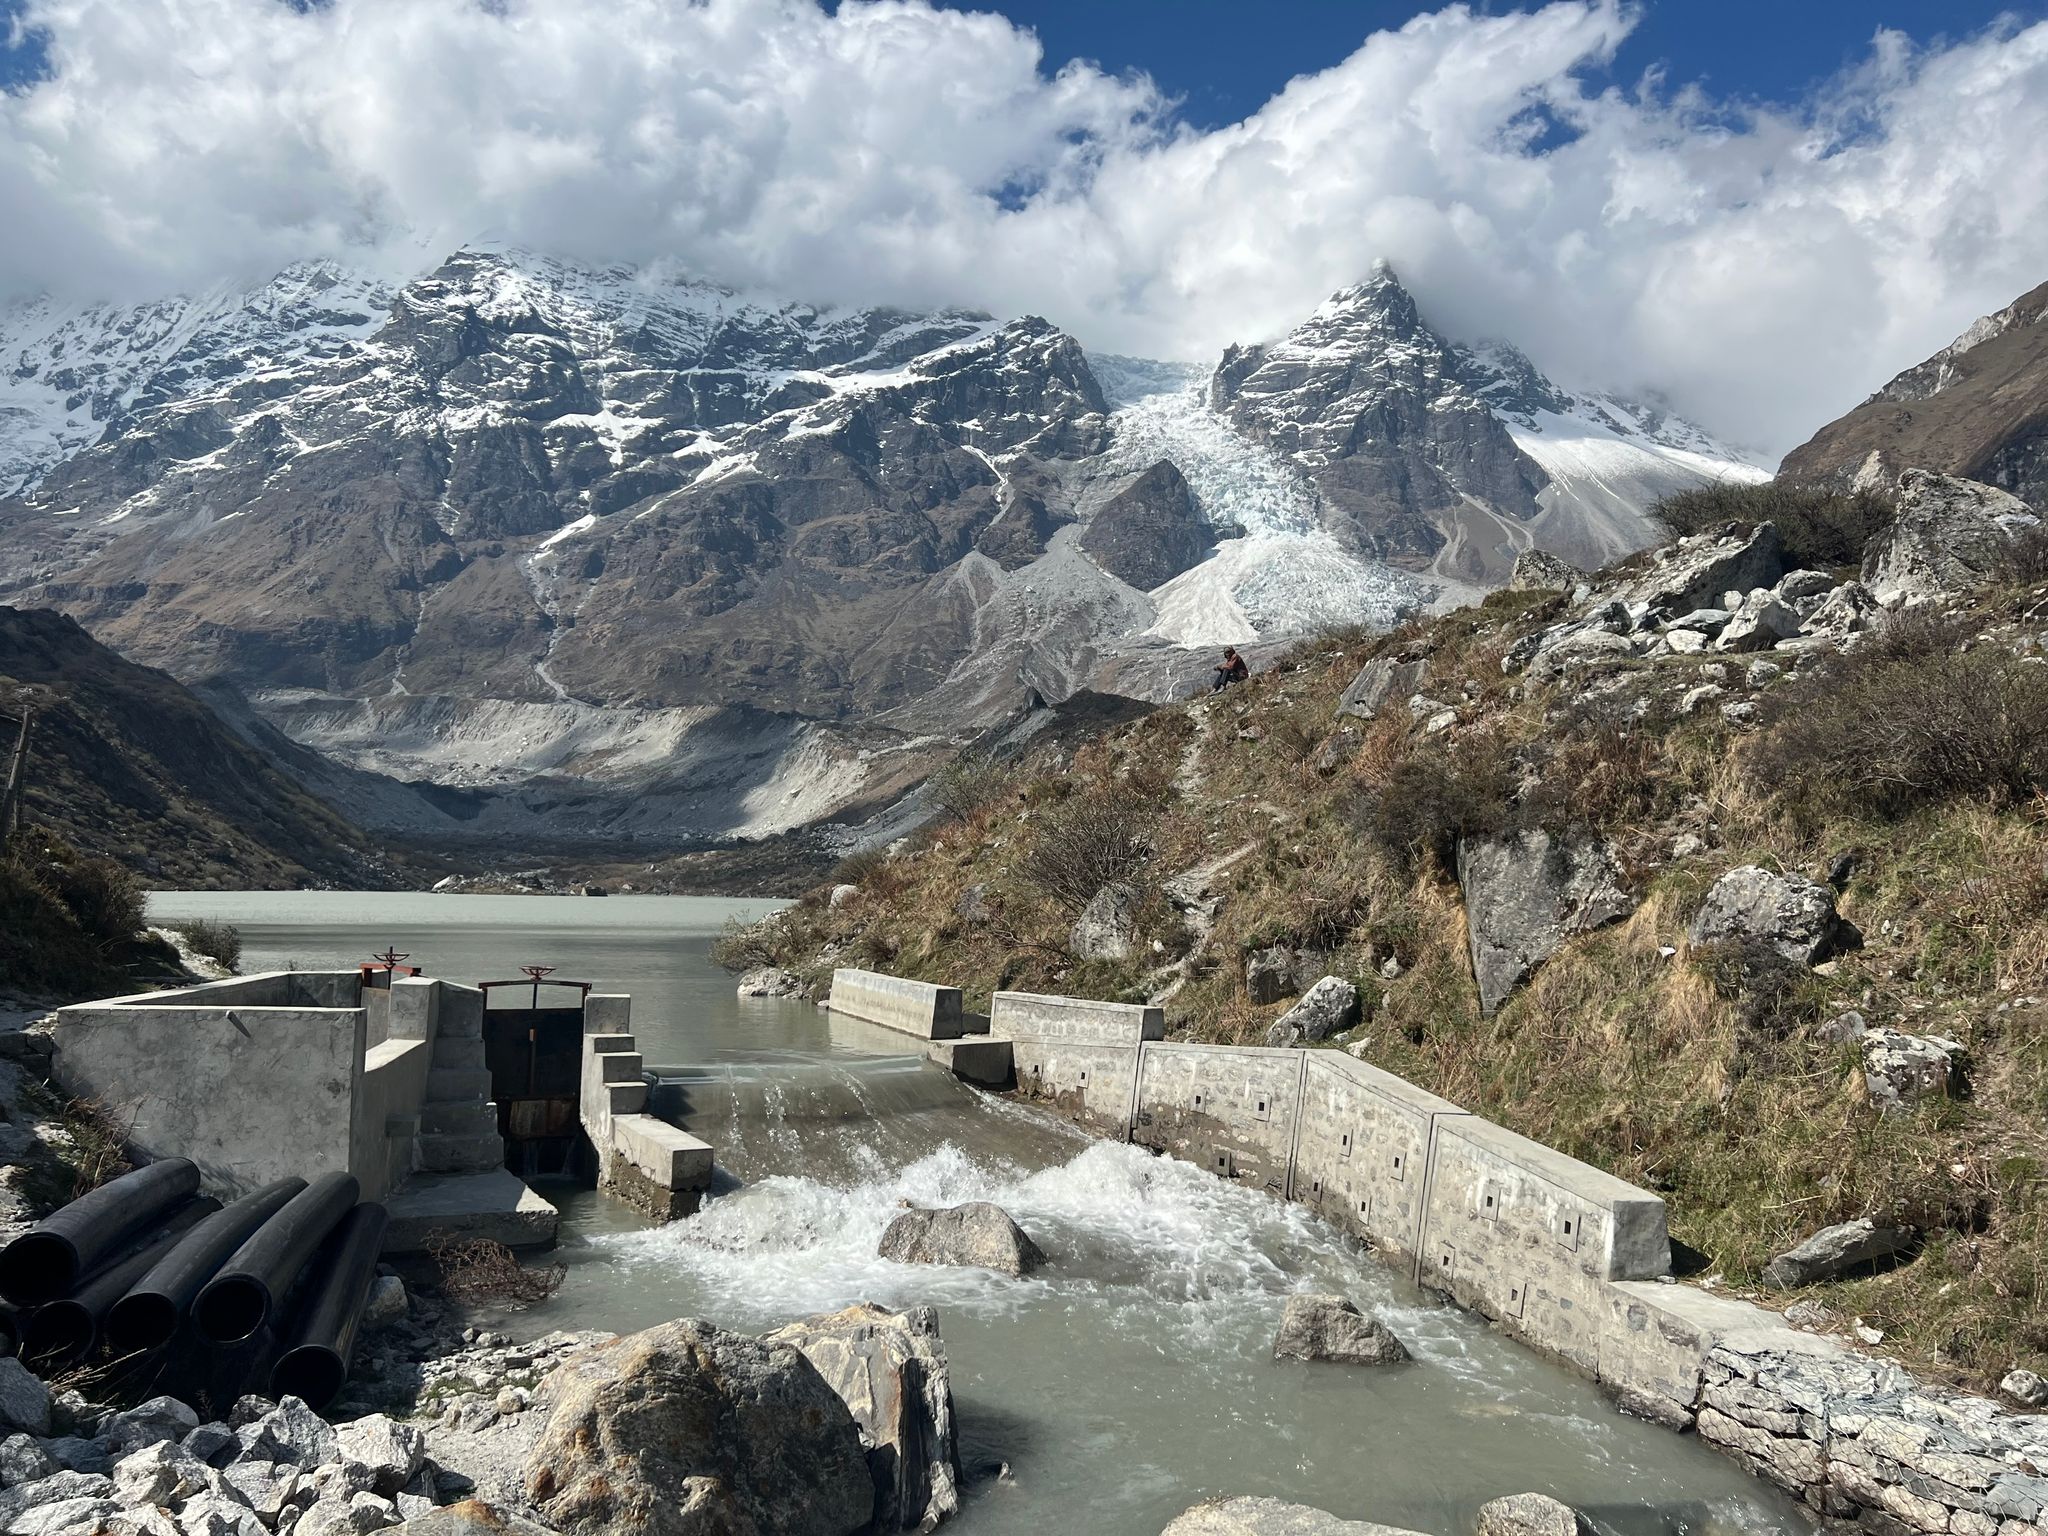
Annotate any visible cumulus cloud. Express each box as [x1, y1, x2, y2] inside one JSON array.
[[3, 0, 2046, 454]]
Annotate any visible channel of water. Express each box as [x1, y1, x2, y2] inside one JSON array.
[[145, 891, 1809, 1536]]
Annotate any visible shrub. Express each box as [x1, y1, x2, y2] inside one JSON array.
[[1996, 523, 2048, 586], [710, 916, 781, 974], [1016, 791, 1156, 914], [1691, 938, 1824, 1045], [927, 751, 1013, 822], [1650, 481, 1894, 571], [1365, 736, 1515, 878], [45, 849, 144, 953], [1756, 635, 2048, 820], [170, 918, 242, 972]]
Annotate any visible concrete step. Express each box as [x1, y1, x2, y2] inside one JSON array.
[[382, 1170, 558, 1254], [426, 1067, 492, 1102], [431, 1037, 486, 1070], [421, 1100, 499, 1136], [415, 1132, 504, 1174]]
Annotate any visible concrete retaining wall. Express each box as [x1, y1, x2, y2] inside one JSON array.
[[52, 1001, 366, 1196], [1011, 1040, 1141, 1139], [578, 1022, 711, 1220], [1294, 1053, 1465, 1277], [989, 991, 1163, 1044], [828, 968, 964, 1040], [353, 1038, 432, 1199], [1419, 1116, 1671, 1376], [1132, 1044, 1305, 1199]]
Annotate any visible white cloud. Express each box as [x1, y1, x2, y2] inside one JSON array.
[[3, 0, 2046, 456]]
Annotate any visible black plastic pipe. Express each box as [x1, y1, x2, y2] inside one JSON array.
[[0, 1158, 201, 1305], [106, 1177, 307, 1357], [19, 1196, 220, 1366], [192, 1171, 358, 1345], [269, 1202, 388, 1411]]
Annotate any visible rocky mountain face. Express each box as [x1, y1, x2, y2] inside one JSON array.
[[0, 605, 393, 887], [0, 250, 1759, 850], [1780, 278, 2048, 507]]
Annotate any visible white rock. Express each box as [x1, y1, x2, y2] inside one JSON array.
[[333, 1417, 425, 1496], [0, 1360, 51, 1437], [361, 1275, 408, 1332]]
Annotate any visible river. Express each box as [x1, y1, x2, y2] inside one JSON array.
[[146, 891, 1809, 1536]]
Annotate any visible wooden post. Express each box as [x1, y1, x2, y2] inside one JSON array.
[[0, 709, 30, 849]]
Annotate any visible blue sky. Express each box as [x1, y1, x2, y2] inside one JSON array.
[[937, 0, 2041, 125], [8, 1, 2042, 111]]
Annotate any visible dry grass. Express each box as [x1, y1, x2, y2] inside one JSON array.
[[727, 580, 2048, 1387], [427, 1234, 567, 1308]]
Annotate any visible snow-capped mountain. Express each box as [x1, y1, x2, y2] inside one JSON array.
[[0, 251, 1760, 846]]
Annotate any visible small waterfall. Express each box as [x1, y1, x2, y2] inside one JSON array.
[[643, 1054, 1081, 1183]]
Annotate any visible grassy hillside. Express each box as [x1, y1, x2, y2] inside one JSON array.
[[727, 503, 2048, 1392], [1, 606, 402, 890]]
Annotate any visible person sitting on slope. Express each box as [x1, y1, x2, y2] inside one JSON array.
[[1211, 646, 1249, 693]]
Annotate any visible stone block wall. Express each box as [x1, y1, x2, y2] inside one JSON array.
[[1419, 1117, 1671, 1377], [577, 1019, 712, 1220], [829, 968, 965, 1039], [1132, 1044, 1305, 1199], [989, 991, 1163, 1044], [1011, 1040, 1141, 1139], [1294, 1053, 1465, 1278]]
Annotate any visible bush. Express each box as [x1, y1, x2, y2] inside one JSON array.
[[169, 918, 242, 972], [44, 850, 144, 953], [1756, 630, 2048, 820], [1996, 523, 2048, 586], [1016, 791, 1156, 914], [1650, 481, 1894, 571], [1365, 736, 1515, 877], [926, 752, 1014, 822], [710, 916, 781, 974]]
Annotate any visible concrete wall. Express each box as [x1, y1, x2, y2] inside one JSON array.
[[1293, 1053, 1466, 1277], [1132, 1044, 1306, 1199], [828, 969, 964, 1040], [353, 1038, 432, 1200], [578, 1024, 711, 1220], [989, 991, 1163, 1045], [103, 971, 361, 1010], [1011, 1040, 1141, 1140], [1417, 1116, 1671, 1376], [52, 1001, 365, 1197]]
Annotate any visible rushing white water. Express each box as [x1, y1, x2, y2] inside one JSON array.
[[153, 892, 1808, 1536]]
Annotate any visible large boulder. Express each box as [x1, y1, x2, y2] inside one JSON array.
[[1337, 655, 1428, 720], [764, 1303, 959, 1534], [1244, 945, 1329, 1005], [1271, 1294, 1409, 1366], [1457, 832, 1636, 1015], [1863, 469, 2041, 606], [1714, 591, 1801, 652], [1069, 883, 1137, 962], [1475, 1494, 1594, 1536], [520, 1319, 874, 1536], [1620, 523, 1785, 618], [1688, 866, 1848, 966], [1761, 1218, 1917, 1290], [1161, 1496, 1429, 1535], [877, 1203, 1044, 1277], [1802, 580, 1881, 641], [1862, 1028, 1966, 1114], [1508, 550, 1582, 592], [1264, 978, 1360, 1047]]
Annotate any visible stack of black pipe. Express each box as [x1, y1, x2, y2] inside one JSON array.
[[0, 1162, 389, 1411]]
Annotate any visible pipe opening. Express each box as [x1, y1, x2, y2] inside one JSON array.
[[0, 1233, 81, 1305], [193, 1275, 269, 1344], [20, 1303, 93, 1367], [270, 1346, 344, 1412], [105, 1292, 179, 1357]]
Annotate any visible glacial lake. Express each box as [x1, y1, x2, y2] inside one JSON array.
[[147, 891, 1810, 1536]]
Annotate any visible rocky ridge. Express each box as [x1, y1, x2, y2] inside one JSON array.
[[0, 252, 1757, 852]]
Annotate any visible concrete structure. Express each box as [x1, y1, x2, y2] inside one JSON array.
[[827, 968, 967, 1039], [988, 991, 1164, 1044], [50, 970, 559, 1252], [573, 994, 713, 1220], [1131, 1044, 1306, 1199], [822, 969, 1014, 1084]]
